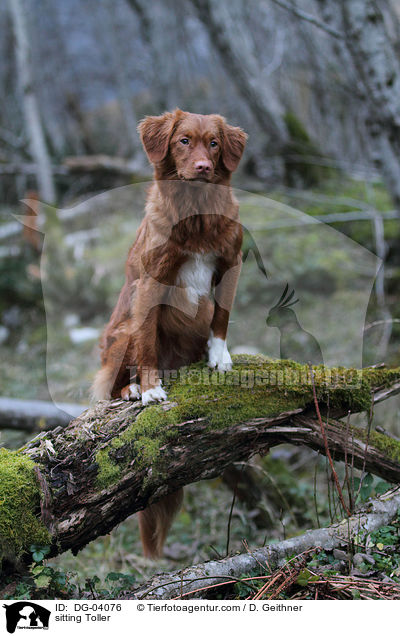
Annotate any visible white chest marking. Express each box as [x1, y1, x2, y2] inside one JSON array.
[[176, 252, 216, 304]]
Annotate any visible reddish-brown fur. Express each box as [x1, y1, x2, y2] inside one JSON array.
[[92, 109, 247, 557]]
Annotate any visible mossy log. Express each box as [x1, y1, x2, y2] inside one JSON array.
[[1, 356, 400, 572]]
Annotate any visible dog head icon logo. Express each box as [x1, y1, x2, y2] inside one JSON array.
[[3, 602, 50, 633]]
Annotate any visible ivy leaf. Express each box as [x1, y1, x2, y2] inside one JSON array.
[[296, 568, 320, 587], [105, 572, 122, 581], [363, 473, 373, 488], [35, 574, 52, 589], [375, 481, 391, 495]]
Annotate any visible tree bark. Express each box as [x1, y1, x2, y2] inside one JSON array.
[[125, 0, 178, 111], [1, 360, 400, 571], [101, 0, 139, 157], [190, 0, 288, 150], [8, 0, 56, 203], [317, 0, 400, 206]]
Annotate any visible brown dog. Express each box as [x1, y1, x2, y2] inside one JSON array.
[[92, 109, 247, 557]]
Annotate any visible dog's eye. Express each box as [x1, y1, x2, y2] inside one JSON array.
[[210, 140, 218, 148], [180, 138, 189, 145]]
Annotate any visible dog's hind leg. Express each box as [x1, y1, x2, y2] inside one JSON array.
[[91, 364, 117, 401], [138, 489, 184, 558], [91, 324, 135, 402]]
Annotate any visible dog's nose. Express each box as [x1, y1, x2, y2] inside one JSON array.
[[195, 160, 212, 174]]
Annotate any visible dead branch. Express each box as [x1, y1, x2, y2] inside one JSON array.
[[129, 487, 400, 599]]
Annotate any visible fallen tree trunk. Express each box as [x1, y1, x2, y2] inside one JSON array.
[[128, 486, 400, 599], [0, 397, 86, 431], [1, 357, 400, 572], [0, 162, 67, 176], [63, 154, 139, 176], [0, 155, 146, 178]]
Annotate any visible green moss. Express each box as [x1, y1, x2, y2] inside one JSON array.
[[95, 357, 400, 489], [359, 366, 400, 391], [356, 428, 400, 464], [95, 447, 121, 487], [0, 449, 51, 561], [95, 403, 173, 489]]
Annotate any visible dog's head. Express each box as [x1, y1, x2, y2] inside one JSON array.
[[138, 109, 247, 183]]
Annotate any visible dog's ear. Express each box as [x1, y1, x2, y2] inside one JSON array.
[[220, 121, 248, 172], [138, 110, 183, 163]]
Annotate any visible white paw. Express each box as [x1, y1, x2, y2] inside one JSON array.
[[141, 382, 168, 406], [207, 332, 232, 371], [121, 383, 141, 401]]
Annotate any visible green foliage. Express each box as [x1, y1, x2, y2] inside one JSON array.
[[2, 545, 72, 600], [0, 247, 42, 311], [353, 473, 392, 504], [3, 543, 136, 600], [296, 568, 320, 586], [307, 550, 342, 576], [365, 511, 400, 581], [30, 544, 51, 564]]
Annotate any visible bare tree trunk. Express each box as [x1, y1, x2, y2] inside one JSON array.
[[191, 0, 288, 150], [8, 0, 56, 203], [125, 0, 180, 111], [101, 0, 139, 157], [317, 0, 400, 206]]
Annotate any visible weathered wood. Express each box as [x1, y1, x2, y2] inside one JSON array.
[[1, 358, 400, 570]]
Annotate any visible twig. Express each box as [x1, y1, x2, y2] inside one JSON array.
[[172, 576, 260, 600], [226, 468, 240, 556], [313, 461, 320, 528], [364, 319, 400, 331], [354, 401, 374, 504], [268, 0, 343, 39], [309, 364, 350, 516], [343, 411, 354, 513]]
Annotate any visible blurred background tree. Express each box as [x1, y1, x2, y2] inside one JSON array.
[[0, 0, 399, 202]]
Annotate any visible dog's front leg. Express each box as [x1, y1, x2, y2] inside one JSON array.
[[208, 254, 242, 371], [133, 277, 168, 405]]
